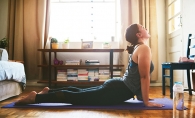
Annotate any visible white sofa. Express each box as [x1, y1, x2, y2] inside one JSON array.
[[0, 48, 26, 101]]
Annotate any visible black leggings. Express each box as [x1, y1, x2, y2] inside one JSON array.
[[35, 79, 134, 105]]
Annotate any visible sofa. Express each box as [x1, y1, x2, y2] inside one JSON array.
[[0, 48, 26, 101]]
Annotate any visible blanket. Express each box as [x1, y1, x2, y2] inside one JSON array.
[[0, 61, 26, 85]]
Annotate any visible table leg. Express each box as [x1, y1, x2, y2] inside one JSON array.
[[187, 69, 192, 95], [49, 51, 51, 88], [162, 68, 166, 95], [109, 49, 113, 78], [170, 69, 173, 99]]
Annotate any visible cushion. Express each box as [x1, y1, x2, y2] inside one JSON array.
[[0, 48, 8, 61]]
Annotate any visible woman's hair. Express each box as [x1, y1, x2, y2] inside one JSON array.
[[125, 24, 139, 54]]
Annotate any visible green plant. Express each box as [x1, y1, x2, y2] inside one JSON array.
[[0, 38, 8, 48], [64, 38, 69, 43], [51, 38, 58, 43], [104, 42, 109, 45]]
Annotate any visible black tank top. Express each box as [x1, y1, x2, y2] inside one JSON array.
[[122, 44, 154, 100]]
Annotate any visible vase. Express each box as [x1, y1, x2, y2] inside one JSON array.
[[62, 43, 69, 49], [102, 43, 111, 49], [51, 43, 59, 49]]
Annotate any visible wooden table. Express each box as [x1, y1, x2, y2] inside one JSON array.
[[162, 62, 195, 98]]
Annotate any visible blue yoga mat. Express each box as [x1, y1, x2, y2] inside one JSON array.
[[1, 98, 187, 110]]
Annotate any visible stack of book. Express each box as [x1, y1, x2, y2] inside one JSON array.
[[77, 69, 88, 81], [85, 60, 100, 65], [88, 69, 99, 81], [65, 60, 81, 65], [57, 70, 67, 81], [113, 69, 121, 79], [67, 69, 78, 81], [98, 68, 110, 81]]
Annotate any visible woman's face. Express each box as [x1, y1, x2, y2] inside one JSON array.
[[136, 24, 150, 39]]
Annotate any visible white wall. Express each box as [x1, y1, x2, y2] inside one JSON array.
[[182, 0, 195, 88]]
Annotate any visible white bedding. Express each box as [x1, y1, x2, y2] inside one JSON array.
[[0, 61, 26, 84]]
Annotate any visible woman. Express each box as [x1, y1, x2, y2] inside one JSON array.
[[15, 24, 164, 107]]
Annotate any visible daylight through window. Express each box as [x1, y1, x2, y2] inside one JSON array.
[[49, 0, 118, 42]]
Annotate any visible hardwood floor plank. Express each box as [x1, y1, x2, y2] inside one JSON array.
[[0, 86, 195, 118]]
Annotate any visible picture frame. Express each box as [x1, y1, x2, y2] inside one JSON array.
[[81, 41, 93, 49]]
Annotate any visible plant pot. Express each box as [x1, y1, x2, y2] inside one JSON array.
[[102, 43, 111, 49], [51, 43, 59, 49], [62, 43, 69, 49]]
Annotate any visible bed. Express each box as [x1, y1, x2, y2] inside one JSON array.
[[0, 48, 26, 101]]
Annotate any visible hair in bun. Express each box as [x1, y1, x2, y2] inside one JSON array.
[[125, 24, 139, 54]]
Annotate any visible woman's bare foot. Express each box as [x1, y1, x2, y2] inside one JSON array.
[[38, 87, 50, 94], [15, 91, 37, 105]]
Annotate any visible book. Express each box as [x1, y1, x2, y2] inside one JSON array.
[[85, 60, 99, 63], [78, 69, 88, 74], [77, 76, 88, 81], [57, 70, 67, 81], [65, 60, 81, 65], [65, 62, 80, 65], [65, 60, 81, 63], [57, 77, 67, 81], [99, 69, 110, 75], [85, 60, 100, 65], [85, 63, 100, 65], [67, 77, 77, 81], [88, 76, 99, 81]]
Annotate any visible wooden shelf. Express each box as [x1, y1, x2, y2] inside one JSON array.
[[38, 48, 124, 87], [38, 49, 124, 52], [37, 80, 104, 86], [38, 65, 124, 68]]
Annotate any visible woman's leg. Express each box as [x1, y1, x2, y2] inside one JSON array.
[[48, 86, 81, 92], [48, 86, 102, 93], [15, 85, 107, 105], [35, 79, 134, 105], [15, 91, 37, 105], [38, 87, 50, 94]]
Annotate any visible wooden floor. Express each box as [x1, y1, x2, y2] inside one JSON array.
[[0, 86, 195, 118]]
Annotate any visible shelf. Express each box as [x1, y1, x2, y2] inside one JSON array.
[[37, 80, 104, 86], [38, 49, 124, 52], [38, 48, 124, 87], [38, 65, 124, 68]]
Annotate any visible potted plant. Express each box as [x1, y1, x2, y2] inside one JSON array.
[[51, 38, 59, 49], [0, 38, 8, 49], [62, 38, 69, 49], [102, 42, 111, 49]]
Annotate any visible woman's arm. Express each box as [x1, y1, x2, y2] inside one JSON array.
[[137, 45, 164, 107]]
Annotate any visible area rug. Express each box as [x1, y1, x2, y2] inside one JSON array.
[[1, 98, 187, 110]]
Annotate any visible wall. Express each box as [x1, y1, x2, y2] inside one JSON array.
[[182, 0, 195, 88], [0, 0, 8, 39]]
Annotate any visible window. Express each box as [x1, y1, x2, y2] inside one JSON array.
[[167, 0, 181, 33], [49, 0, 118, 42]]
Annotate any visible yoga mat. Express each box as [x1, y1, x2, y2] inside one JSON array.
[[1, 98, 187, 110]]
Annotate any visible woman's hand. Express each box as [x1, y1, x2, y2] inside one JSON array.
[[145, 102, 164, 107]]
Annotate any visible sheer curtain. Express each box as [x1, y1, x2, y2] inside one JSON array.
[[119, 0, 159, 81], [7, 0, 50, 80]]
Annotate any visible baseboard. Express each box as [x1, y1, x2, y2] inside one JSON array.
[[150, 82, 162, 86], [26, 80, 47, 87]]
